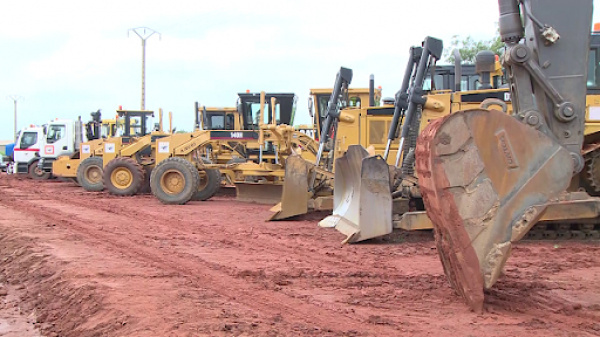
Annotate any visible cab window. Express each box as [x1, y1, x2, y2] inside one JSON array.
[[588, 48, 600, 89], [20, 132, 38, 149], [46, 125, 66, 144]]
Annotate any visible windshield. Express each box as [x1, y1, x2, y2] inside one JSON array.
[[46, 124, 66, 144], [588, 48, 600, 89], [20, 132, 38, 149], [242, 102, 266, 130], [101, 124, 112, 138]]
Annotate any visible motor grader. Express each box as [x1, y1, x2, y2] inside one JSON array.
[[51, 109, 155, 188], [323, 0, 599, 312], [99, 92, 310, 200], [147, 91, 326, 205]]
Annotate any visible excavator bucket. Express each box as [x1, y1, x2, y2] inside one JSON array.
[[415, 109, 574, 312], [269, 155, 313, 220], [319, 145, 393, 243]]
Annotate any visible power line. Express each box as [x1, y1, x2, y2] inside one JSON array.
[[128, 27, 161, 110]]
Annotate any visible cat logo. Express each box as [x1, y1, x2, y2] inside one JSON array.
[[230, 132, 243, 139], [504, 92, 511, 102], [81, 145, 91, 154]]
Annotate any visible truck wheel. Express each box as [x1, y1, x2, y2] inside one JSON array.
[[103, 157, 145, 196], [77, 157, 104, 192], [150, 157, 200, 205], [191, 158, 221, 201], [29, 160, 51, 180]]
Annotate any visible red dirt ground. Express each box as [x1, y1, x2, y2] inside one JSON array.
[[0, 174, 599, 337]]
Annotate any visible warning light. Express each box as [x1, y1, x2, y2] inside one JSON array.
[[246, 89, 250, 93], [377, 86, 382, 90], [594, 23, 600, 33], [495, 54, 499, 61]]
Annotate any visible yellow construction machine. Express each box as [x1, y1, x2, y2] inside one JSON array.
[[270, 42, 513, 221], [148, 91, 322, 204], [51, 109, 140, 186], [325, 0, 600, 312]]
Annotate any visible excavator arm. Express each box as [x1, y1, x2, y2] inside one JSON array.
[[416, 0, 593, 312]]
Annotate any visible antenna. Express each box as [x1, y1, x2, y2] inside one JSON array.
[[128, 27, 161, 110]]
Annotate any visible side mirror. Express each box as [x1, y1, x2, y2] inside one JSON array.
[[308, 97, 314, 118]]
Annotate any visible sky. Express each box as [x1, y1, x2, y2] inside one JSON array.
[[1, 0, 599, 141]]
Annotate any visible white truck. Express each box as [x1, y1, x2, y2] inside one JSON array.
[[8, 125, 47, 178], [36, 118, 87, 179]]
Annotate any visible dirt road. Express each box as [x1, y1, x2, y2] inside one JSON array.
[[0, 174, 599, 336]]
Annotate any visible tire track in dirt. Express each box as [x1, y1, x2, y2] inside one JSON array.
[[0, 189, 408, 335], [2, 177, 600, 336]]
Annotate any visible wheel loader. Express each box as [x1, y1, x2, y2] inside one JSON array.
[[325, 0, 599, 312]]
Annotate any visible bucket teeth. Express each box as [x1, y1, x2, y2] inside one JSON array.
[[415, 109, 573, 312]]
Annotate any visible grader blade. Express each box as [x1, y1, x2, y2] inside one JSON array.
[[269, 156, 313, 220], [415, 109, 574, 312], [319, 145, 392, 243], [236, 182, 282, 205]]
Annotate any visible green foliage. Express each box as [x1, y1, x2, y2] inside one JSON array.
[[443, 31, 504, 64]]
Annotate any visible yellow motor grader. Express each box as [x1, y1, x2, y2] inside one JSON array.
[[51, 109, 157, 189], [147, 91, 322, 204]]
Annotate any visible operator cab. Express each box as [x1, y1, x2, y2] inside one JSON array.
[[309, 88, 381, 140], [237, 93, 297, 130], [201, 107, 240, 130], [423, 62, 507, 92], [114, 110, 154, 143], [588, 31, 600, 94]]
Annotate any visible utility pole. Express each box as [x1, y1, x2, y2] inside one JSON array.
[[7, 95, 23, 142], [128, 27, 161, 110]]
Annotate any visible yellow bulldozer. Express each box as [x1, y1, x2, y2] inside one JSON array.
[[322, 0, 600, 312], [270, 44, 511, 221]]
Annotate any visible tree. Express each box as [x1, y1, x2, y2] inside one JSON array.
[[443, 31, 504, 64]]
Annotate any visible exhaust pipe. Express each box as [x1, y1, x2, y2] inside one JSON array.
[[369, 74, 375, 107], [453, 49, 462, 92]]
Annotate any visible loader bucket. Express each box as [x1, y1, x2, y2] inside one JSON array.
[[319, 145, 393, 243], [415, 109, 574, 312], [269, 155, 313, 220]]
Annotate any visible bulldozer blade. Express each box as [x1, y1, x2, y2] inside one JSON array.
[[415, 109, 574, 312], [269, 156, 312, 220], [319, 145, 392, 243], [236, 182, 282, 205]]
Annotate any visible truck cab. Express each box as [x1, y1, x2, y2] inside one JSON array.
[[10, 125, 46, 176], [38, 118, 87, 175]]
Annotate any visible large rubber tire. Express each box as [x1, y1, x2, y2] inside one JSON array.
[[150, 157, 200, 205], [191, 158, 221, 201], [29, 160, 51, 180], [102, 157, 145, 196], [77, 157, 104, 192]]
